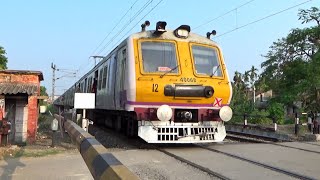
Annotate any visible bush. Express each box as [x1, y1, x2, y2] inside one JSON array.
[[38, 114, 47, 121], [250, 110, 272, 124], [46, 104, 57, 115], [267, 102, 285, 124]]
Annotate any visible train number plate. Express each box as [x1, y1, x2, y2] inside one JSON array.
[[180, 77, 196, 83]]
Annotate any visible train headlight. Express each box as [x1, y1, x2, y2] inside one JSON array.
[[157, 105, 173, 121], [219, 106, 233, 122], [174, 25, 191, 38]]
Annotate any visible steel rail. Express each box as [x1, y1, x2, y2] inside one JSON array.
[[227, 131, 320, 155], [299, 142, 320, 147], [226, 134, 268, 143], [157, 148, 231, 180], [269, 143, 320, 155], [197, 145, 317, 180], [227, 130, 279, 142]]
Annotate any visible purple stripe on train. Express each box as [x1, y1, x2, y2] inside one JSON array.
[[126, 101, 229, 107]]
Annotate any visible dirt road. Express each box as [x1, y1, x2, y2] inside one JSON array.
[[0, 151, 93, 180]]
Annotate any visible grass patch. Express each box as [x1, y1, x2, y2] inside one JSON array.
[[8, 148, 62, 159]]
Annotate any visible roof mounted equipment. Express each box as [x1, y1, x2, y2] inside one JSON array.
[[154, 21, 167, 35], [174, 25, 191, 38], [141, 20, 150, 32], [206, 30, 217, 39]]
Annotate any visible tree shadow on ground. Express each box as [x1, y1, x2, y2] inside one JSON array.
[[0, 147, 26, 180]]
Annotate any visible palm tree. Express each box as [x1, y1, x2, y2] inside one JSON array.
[[249, 66, 258, 86], [233, 71, 243, 88]]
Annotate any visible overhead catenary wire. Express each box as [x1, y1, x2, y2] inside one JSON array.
[[193, 0, 256, 31], [216, 0, 313, 38], [90, 0, 140, 56], [76, 0, 142, 80], [77, 0, 163, 78], [96, 0, 155, 56], [107, 0, 165, 54]]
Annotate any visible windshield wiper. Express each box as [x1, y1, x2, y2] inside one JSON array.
[[160, 64, 179, 78], [210, 64, 221, 77]]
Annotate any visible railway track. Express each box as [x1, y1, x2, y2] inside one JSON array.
[[195, 144, 316, 180], [155, 144, 317, 180], [226, 133, 274, 143], [226, 130, 279, 142], [300, 141, 320, 147], [156, 148, 231, 180], [92, 124, 319, 179], [227, 131, 320, 155]]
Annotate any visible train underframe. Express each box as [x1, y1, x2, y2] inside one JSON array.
[[85, 108, 226, 143]]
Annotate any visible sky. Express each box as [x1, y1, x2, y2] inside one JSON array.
[[1, 0, 319, 96]]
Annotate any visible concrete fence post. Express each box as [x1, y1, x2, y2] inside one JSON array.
[[294, 112, 299, 135], [313, 113, 318, 134], [244, 113, 248, 127], [272, 117, 277, 132]]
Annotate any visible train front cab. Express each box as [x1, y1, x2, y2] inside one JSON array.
[[130, 27, 233, 143]]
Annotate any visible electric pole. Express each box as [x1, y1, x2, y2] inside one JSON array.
[[51, 63, 77, 103], [90, 56, 104, 65], [51, 63, 56, 103]]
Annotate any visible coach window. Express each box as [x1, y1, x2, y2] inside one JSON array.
[[84, 78, 87, 92], [191, 45, 222, 77], [141, 41, 179, 74], [102, 66, 108, 89], [98, 69, 103, 90]]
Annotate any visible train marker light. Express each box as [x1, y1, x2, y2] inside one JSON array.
[[141, 20, 150, 32], [154, 21, 167, 35], [157, 105, 173, 121], [174, 25, 191, 38], [219, 106, 233, 122], [206, 30, 217, 39]]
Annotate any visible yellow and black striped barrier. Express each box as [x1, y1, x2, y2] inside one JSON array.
[[54, 114, 139, 180]]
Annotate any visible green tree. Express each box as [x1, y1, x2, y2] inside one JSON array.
[[267, 102, 285, 124], [39, 86, 48, 106], [40, 86, 48, 96], [260, 7, 320, 112], [0, 46, 8, 70]]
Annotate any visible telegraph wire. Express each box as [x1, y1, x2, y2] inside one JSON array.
[[194, 0, 256, 31], [216, 0, 313, 38]]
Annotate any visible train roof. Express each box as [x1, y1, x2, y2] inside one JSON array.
[[129, 29, 219, 46], [60, 28, 221, 97]]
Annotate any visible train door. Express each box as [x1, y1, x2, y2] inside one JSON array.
[[93, 71, 98, 93], [115, 46, 127, 110], [108, 54, 117, 109]]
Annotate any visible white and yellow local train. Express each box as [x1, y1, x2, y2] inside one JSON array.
[[54, 21, 233, 143]]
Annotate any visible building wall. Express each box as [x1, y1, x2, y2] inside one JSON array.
[[27, 96, 38, 143], [0, 73, 39, 84], [0, 72, 41, 144]]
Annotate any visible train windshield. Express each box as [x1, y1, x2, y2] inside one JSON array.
[[141, 41, 178, 73], [191, 45, 222, 77]]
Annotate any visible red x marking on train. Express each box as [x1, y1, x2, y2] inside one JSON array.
[[213, 97, 222, 107]]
